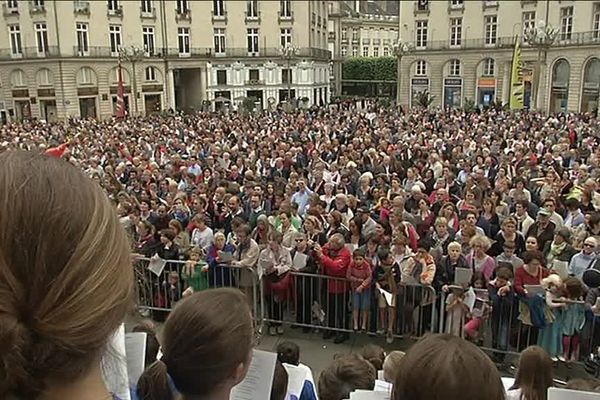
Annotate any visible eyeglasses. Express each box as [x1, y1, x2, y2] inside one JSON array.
[[584, 243, 595, 248]]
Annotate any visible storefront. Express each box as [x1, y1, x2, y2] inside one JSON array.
[[550, 59, 570, 113], [443, 77, 462, 108], [580, 58, 600, 113], [78, 87, 98, 119], [410, 77, 430, 108], [12, 89, 31, 121], [142, 84, 163, 115], [477, 78, 496, 107], [522, 68, 533, 109]]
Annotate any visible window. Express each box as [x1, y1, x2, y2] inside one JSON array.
[[249, 69, 259, 81], [416, 60, 427, 76], [142, 26, 155, 55], [483, 58, 495, 76], [79, 67, 93, 85], [9, 25, 22, 55], [214, 28, 226, 54], [416, 20, 428, 48], [176, 0, 189, 13], [449, 59, 460, 76], [450, 17, 462, 46], [351, 46, 358, 57], [246, 0, 258, 17], [352, 28, 359, 41], [38, 68, 51, 86], [34, 22, 48, 54], [341, 28, 347, 40], [178, 27, 190, 55], [280, 28, 292, 47], [145, 66, 156, 81], [216, 70, 227, 85], [362, 46, 369, 57], [6, 0, 18, 11], [213, 0, 224, 16], [109, 25, 122, 54], [560, 6, 573, 41], [282, 68, 292, 84], [594, 4, 600, 39], [76, 23, 89, 54], [416, 0, 428, 11], [141, 0, 152, 13], [32, 0, 45, 8], [247, 28, 259, 53], [450, 0, 463, 7], [341, 45, 347, 56], [280, 0, 291, 17], [107, 0, 120, 12], [522, 11, 535, 35], [383, 47, 389, 56], [484, 15, 497, 45], [12, 70, 25, 86], [373, 47, 379, 57]]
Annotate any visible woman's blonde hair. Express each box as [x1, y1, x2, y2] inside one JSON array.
[[0, 151, 133, 398], [469, 235, 491, 251]]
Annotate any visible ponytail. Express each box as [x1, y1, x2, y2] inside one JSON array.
[[136, 360, 175, 400]]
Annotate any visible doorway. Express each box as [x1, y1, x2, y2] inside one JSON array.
[[144, 94, 161, 115], [39, 99, 57, 122]]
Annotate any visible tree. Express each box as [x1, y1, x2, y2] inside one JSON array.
[[342, 57, 397, 81], [463, 98, 476, 112], [415, 90, 435, 108]]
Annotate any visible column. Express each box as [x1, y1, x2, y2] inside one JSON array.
[[166, 68, 176, 110], [501, 60, 510, 105]]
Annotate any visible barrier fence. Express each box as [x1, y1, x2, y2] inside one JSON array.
[[134, 257, 600, 368]]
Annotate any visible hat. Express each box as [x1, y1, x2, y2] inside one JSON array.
[[537, 208, 551, 217], [556, 227, 571, 242]]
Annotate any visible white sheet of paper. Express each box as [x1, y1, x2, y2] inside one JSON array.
[[102, 324, 131, 400], [350, 389, 390, 400], [551, 261, 569, 279], [454, 267, 473, 286], [218, 250, 234, 263], [148, 256, 167, 277], [125, 332, 147, 388], [502, 377, 515, 392], [283, 363, 308, 398], [548, 387, 600, 400], [464, 287, 477, 311], [374, 379, 392, 394], [292, 252, 308, 270], [377, 286, 394, 306], [231, 349, 277, 400]]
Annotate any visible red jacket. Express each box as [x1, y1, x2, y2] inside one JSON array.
[[320, 244, 351, 294]]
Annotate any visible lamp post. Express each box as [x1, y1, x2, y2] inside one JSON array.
[[280, 43, 299, 107], [523, 20, 558, 110], [393, 40, 414, 107], [119, 46, 145, 116]]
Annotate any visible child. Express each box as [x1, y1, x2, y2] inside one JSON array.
[[382, 351, 405, 383], [537, 274, 565, 362], [445, 286, 469, 337], [346, 248, 372, 332], [561, 276, 587, 363], [162, 270, 181, 308], [182, 246, 209, 297], [495, 241, 524, 273], [489, 267, 514, 357], [378, 197, 391, 223], [374, 246, 401, 341], [463, 272, 492, 341]]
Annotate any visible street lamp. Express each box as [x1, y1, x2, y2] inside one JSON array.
[[393, 40, 414, 106], [119, 46, 145, 116], [280, 43, 299, 106], [523, 20, 558, 110]]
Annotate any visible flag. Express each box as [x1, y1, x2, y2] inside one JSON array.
[[45, 143, 68, 158], [509, 35, 524, 110], [116, 54, 126, 119]]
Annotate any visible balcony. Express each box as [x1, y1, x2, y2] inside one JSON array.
[[176, 8, 191, 22], [414, 2, 430, 16], [2, 3, 19, 16], [362, 38, 371, 45], [29, 1, 46, 15], [0, 46, 59, 61], [140, 6, 156, 19], [165, 47, 331, 60], [482, 0, 499, 10], [373, 38, 381, 45], [244, 79, 265, 86], [278, 10, 293, 23], [520, 0, 537, 4], [211, 10, 227, 23], [73, 1, 90, 15], [244, 11, 260, 23], [107, 6, 123, 18], [328, 31, 336, 41]]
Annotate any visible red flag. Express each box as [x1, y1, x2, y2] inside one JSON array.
[[116, 55, 126, 119], [46, 143, 68, 158]]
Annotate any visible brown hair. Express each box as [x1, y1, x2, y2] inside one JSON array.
[[137, 288, 253, 400], [271, 361, 288, 400], [360, 344, 386, 371], [0, 151, 133, 398], [510, 346, 553, 400], [392, 334, 504, 400], [318, 354, 376, 400]]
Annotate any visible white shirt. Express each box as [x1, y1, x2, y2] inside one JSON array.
[[191, 226, 214, 252]]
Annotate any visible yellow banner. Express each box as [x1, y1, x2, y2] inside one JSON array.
[[510, 36, 524, 110]]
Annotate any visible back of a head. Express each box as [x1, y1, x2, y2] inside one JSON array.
[[277, 341, 300, 366], [360, 344, 386, 371], [513, 346, 554, 400], [271, 361, 289, 400], [137, 288, 253, 400], [392, 334, 504, 400], [0, 151, 133, 398], [383, 351, 405, 383], [318, 354, 376, 400]]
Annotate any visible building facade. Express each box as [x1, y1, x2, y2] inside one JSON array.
[[397, 0, 600, 112], [0, 0, 331, 121], [328, 0, 399, 96]]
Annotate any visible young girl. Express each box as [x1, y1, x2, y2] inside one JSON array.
[[347, 249, 372, 332], [445, 286, 469, 337], [537, 274, 565, 361], [463, 272, 492, 342], [561, 277, 587, 363], [182, 247, 209, 297]]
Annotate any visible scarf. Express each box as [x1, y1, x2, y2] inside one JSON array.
[[547, 241, 567, 265]]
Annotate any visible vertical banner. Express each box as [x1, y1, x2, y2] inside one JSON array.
[[116, 55, 126, 119], [510, 35, 524, 110]]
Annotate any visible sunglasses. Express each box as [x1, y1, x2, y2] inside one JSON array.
[[295, 238, 305, 242]]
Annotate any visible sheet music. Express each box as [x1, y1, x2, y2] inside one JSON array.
[[148, 255, 167, 277], [218, 250, 234, 263], [231, 350, 277, 400], [102, 324, 131, 400], [548, 387, 600, 400], [454, 267, 473, 286], [125, 332, 147, 388], [292, 252, 308, 270], [350, 389, 390, 400], [377, 286, 394, 306]]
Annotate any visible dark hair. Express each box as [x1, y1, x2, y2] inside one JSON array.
[[392, 334, 504, 400], [277, 341, 300, 366], [417, 237, 433, 252], [495, 267, 513, 280], [136, 288, 253, 400], [522, 250, 545, 265], [510, 346, 553, 400], [132, 321, 161, 369], [360, 344, 385, 371], [564, 276, 584, 299], [350, 216, 364, 234], [271, 361, 288, 400], [318, 354, 376, 400], [160, 228, 176, 242], [353, 248, 366, 258]]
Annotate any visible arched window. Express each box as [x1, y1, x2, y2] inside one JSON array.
[[36, 68, 53, 86], [415, 60, 427, 76], [76, 67, 97, 86], [550, 58, 570, 112], [581, 57, 600, 112], [449, 59, 461, 76], [10, 69, 25, 87], [145, 66, 156, 82]]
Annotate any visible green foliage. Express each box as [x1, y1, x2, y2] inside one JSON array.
[[415, 90, 435, 108], [342, 57, 397, 81], [463, 97, 476, 112]]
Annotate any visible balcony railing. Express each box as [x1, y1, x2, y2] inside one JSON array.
[[164, 47, 331, 59], [245, 11, 260, 23], [2, 3, 19, 16], [29, 1, 46, 15], [0, 46, 59, 61], [107, 6, 123, 17], [244, 79, 265, 85], [73, 1, 90, 15], [211, 11, 227, 22], [140, 6, 156, 19], [278, 10, 293, 22], [176, 8, 191, 21]]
